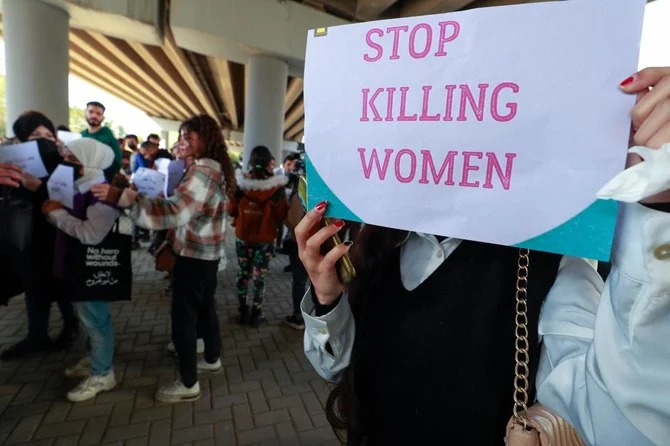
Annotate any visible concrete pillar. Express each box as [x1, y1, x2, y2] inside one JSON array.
[[161, 130, 169, 149], [4, 0, 70, 135], [242, 55, 288, 168]]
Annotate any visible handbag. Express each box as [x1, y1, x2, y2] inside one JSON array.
[[504, 249, 586, 446], [155, 241, 176, 273], [66, 221, 132, 302], [0, 186, 34, 252]]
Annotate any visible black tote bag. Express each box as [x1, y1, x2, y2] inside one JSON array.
[[66, 222, 132, 302], [0, 186, 34, 252]]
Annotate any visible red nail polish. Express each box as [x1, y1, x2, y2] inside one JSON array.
[[333, 220, 345, 229], [620, 75, 635, 87], [315, 201, 327, 211]]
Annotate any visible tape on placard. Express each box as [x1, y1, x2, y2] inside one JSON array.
[[314, 27, 328, 37]]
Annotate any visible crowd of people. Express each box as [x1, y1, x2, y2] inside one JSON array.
[[0, 103, 311, 404]]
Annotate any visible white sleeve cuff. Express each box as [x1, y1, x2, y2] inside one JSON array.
[[301, 290, 352, 341]]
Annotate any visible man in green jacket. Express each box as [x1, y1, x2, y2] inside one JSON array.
[[81, 101, 122, 181]]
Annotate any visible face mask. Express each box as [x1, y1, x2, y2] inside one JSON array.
[[60, 161, 83, 181], [128, 144, 137, 150]]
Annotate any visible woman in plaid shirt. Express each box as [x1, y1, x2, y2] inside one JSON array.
[[92, 115, 236, 403]]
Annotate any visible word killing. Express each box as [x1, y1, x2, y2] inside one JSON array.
[[361, 83, 519, 123]]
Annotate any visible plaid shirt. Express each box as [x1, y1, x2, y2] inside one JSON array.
[[128, 158, 227, 261]]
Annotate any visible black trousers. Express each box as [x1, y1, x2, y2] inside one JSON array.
[[286, 240, 308, 315], [172, 255, 221, 387]]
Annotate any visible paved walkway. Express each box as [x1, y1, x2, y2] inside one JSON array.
[[0, 229, 339, 445]]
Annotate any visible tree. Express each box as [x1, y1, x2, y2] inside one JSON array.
[[69, 106, 87, 132]]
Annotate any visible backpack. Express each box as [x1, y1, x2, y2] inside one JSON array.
[[234, 191, 279, 244]]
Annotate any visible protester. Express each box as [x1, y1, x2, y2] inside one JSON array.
[[42, 138, 119, 402], [91, 114, 236, 404], [228, 146, 289, 328], [0, 113, 78, 360], [283, 186, 308, 330], [81, 101, 121, 181], [296, 67, 670, 445], [12, 110, 57, 143]]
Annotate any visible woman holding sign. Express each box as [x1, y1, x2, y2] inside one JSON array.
[[41, 138, 121, 402], [1, 112, 79, 360], [296, 67, 670, 445], [91, 115, 236, 404]]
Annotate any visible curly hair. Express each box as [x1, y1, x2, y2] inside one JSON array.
[[179, 115, 236, 198]]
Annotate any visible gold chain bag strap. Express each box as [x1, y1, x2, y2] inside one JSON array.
[[504, 249, 586, 446]]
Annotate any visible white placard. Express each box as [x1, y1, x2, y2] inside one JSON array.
[[57, 131, 82, 146], [0, 141, 49, 178], [132, 167, 166, 198], [47, 164, 75, 209], [165, 160, 185, 197], [303, 0, 646, 260]]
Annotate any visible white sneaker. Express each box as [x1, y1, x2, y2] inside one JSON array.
[[167, 339, 205, 354], [67, 372, 116, 402], [197, 358, 223, 374], [155, 380, 200, 403], [64, 357, 91, 378]]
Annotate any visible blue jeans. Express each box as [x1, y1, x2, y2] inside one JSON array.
[[76, 302, 114, 376]]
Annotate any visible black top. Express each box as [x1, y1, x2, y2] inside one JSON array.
[[351, 240, 561, 445]]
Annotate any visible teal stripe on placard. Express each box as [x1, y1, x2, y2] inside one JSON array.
[[305, 155, 362, 222], [305, 153, 616, 260], [514, 199, 619, 262]]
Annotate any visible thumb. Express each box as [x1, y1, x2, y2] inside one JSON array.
[[619, 67, 670, 93]]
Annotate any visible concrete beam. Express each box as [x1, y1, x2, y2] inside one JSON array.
[[285, 118, 304, 140], [68, 0, 164, 45], [126, 41, 204, 117], [284, 100, 304, 132], [170, 0, 348, 77], [356, 0, 400, 20], [209, 57, 239, 129], [284, 78, 304, 112], [400, 0, 475, 16], [163, 29, 220, 121], [86, 32, 192, 118], [69, 37, 168, 117]]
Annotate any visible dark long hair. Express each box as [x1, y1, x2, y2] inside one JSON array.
[[179, 115, 236, 198], [325, 225, 408, 443], [247, 145, 273, 180]]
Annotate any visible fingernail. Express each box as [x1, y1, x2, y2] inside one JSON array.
[[333, 220, 345, 229], [315, 201, 327, 212], [620, 75, 635, 87], [344, 241, 354, 246]]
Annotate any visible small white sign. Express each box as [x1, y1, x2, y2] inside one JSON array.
[[0, 141, 49, 178], [47, 164, 75, 209], [132, 167, 166, 198]]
